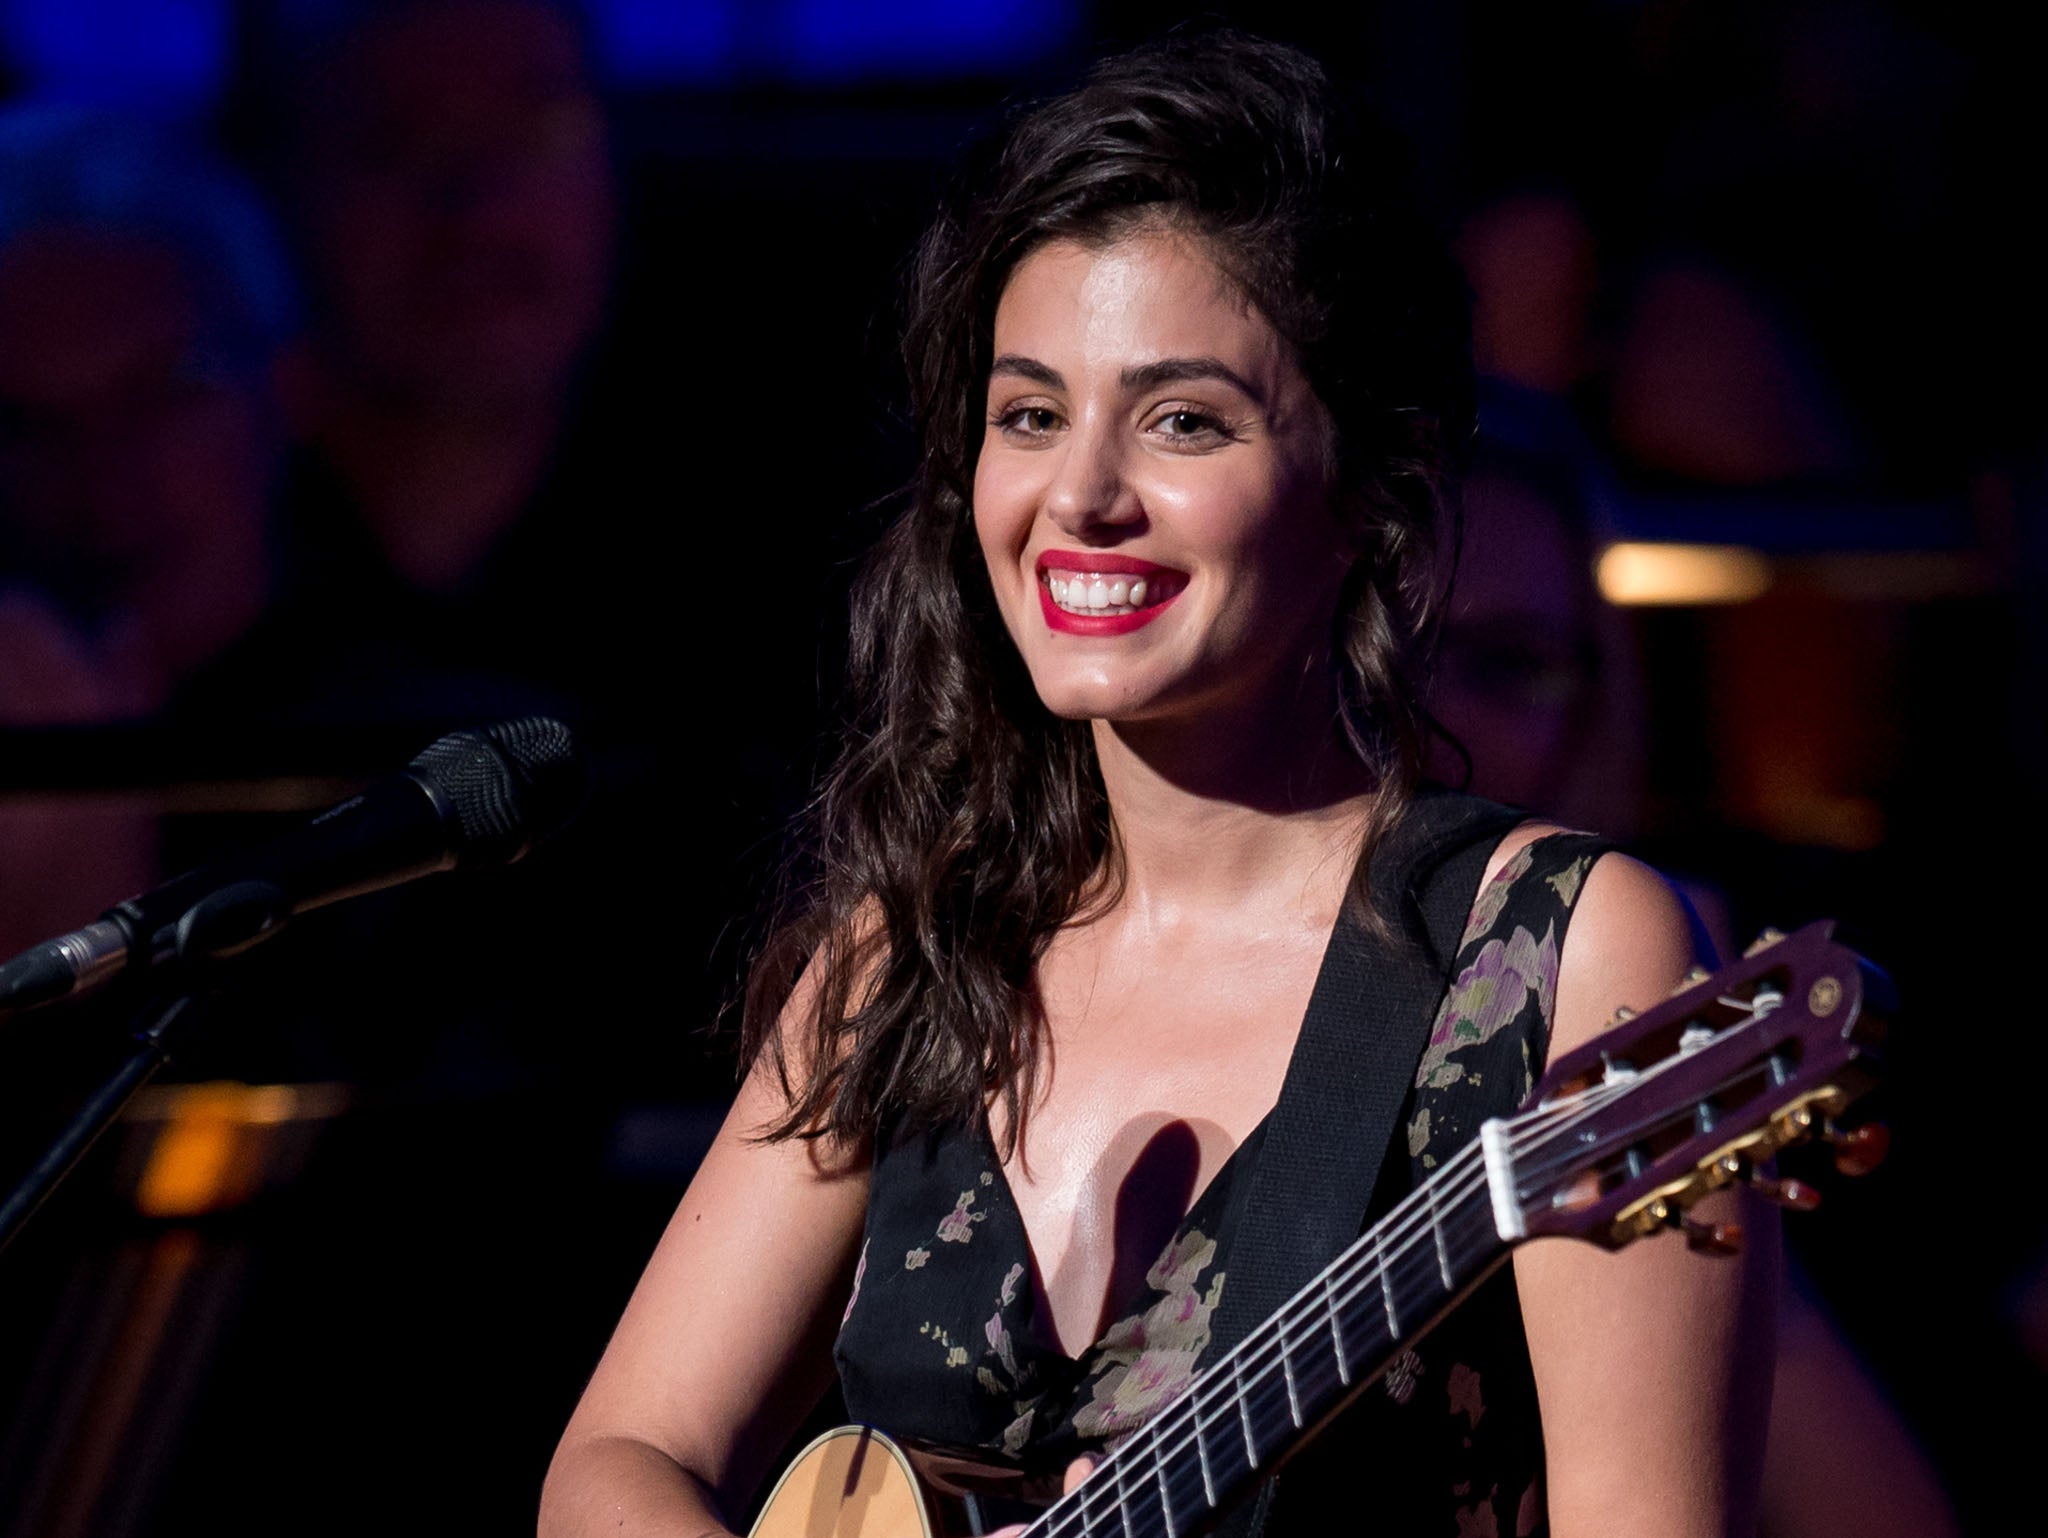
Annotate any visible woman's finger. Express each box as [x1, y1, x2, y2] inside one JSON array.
[[987, 1454, 1099, 1538]]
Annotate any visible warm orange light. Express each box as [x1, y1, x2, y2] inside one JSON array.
[[1596, 542, 1773, 606], [136, 1112, 242, 1218], [131, 1081, 349, 1218]]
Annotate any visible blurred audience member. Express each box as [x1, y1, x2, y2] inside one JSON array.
[[0, 108, 292, 717], [1458, 188, 1598, 402], [196, 0, 630, 733], [0, 21, 675, 1530], [0, 106, 296, 951], [1610, 259, 1864, 488], [1761, 1279, 1959, 1538], [1432, 430, 1956, 1538], [1430, 439, 1646, 838], [1457, 174, 1866, 494]]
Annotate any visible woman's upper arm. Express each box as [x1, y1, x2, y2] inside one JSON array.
[[1512, 852, 1778, 1538], [551, 1055, 872, 1522]]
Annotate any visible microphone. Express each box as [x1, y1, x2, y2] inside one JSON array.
[[0, 717, 582, 1017]]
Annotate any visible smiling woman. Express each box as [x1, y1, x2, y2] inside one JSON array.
[[974, 230, 1347, 727], [542, 29, 1773, 1538]]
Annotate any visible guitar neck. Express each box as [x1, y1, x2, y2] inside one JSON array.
[[1023, 1139, 1510, 1538]]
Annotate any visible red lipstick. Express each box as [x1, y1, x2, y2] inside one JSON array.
[[1034, 550, 1187, 636]]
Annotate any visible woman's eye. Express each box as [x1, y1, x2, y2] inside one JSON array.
[[1154, 409, 1228, 444], [995, 406, 1061, 437]]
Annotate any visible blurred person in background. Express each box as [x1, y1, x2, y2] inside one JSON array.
[[186, 0, 719, 1091], [0, 103, 305, 1536], [69, 8, 747, 1532], [1428, 436, 1957, 1538], [1456, 104, 1986, 1529], [0, 104, 295, 954], [0, 11, 693, 1533], [196, 0, 630, 733], [1428, 435, 1643, 841]]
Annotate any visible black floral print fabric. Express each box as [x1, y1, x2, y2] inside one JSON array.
[[834, 832, 1614, 1537]]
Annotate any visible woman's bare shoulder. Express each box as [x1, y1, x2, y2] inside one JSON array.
[[1477, 816, 1612, 885], [1479, 817, 1572, 885], [1551, 845, 1700, 1058], [1473, 819, 1698, 1052]]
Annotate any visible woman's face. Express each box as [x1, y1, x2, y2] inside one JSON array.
[[972, 227, 1347, 727]]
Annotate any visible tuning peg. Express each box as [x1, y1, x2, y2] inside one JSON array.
[[1747, 1173, 1822, 1211], [1824, 1121, 1890, 1177], [1743, 928, 1787, 957], [1668, 964, 1714, 997], [1682, 1218, 1745, 1256]]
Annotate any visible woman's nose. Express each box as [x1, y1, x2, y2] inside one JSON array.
[[1043, 420, 1140, 538]]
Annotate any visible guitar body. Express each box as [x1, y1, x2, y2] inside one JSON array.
[[749, 1427, 940, 1538]]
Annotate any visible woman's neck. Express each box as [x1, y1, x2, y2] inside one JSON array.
[[1088, 679, 1377, 927]]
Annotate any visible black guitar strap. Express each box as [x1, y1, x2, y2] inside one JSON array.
[[1203, 790, 1527, 1538]]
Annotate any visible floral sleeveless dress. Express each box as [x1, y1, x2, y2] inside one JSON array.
[[834, 832, 1615, 1538]]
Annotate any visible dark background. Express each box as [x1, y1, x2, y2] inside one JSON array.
[[0, 3, 2039, 1533]]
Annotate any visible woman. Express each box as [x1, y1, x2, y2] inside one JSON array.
[[541, 32, 1774, 1538]]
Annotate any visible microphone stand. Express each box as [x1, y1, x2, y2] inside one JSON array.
[[0, 879, 289, 1255], [0, 988, 206, 1253]]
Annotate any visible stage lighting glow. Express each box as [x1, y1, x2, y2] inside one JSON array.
[[1596, 542, 1774, 606]]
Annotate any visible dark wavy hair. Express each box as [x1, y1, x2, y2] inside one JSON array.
[[743, 29, 1475, 1149]]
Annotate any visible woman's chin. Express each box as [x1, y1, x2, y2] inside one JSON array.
[[1030, 682, 1153, 724], [1028, 676, 1201, 729]]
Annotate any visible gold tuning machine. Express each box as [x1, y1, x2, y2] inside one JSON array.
[[1669, 964, 1714, 996], [1743, 928, 1788, 957], [1746, 1173, 1822, 1211], [1823, 1121, 1890, 1177], [1682, 1218, 1745, 1256]]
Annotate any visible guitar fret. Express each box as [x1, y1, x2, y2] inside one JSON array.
[[1192, 1395, 1217, 1508], [1154, 1436, 1177, 1538], [1231, 1354, 1258, 1469], [1322, 1271, 1350, 1386], [1428, 1173, 1454, 1291], [1067, 1480, 1104, 1538], [1376, 1231, 1399, 1337], [1114, 1452, 1136, 1538], [1277, 1316, 1303, 1427]]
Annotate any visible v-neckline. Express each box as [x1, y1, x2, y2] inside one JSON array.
[[970, 820, 1543, 1364], [974, 1106, 1272, 1365], [972, 851, 1381, 1364]]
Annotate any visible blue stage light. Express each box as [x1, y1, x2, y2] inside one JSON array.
[[1, 0, 230, 113]]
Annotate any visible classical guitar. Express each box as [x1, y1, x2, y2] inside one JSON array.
[[749, 921, 1889, 1538]]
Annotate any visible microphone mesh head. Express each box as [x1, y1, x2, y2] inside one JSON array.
[[409, 716, 583, 866]]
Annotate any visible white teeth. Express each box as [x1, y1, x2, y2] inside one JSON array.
[[1043, 569, 1171, 616]]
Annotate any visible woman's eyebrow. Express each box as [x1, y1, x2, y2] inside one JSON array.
[[1120, 356, 1265, 403], [988, 354, 1064, 389]]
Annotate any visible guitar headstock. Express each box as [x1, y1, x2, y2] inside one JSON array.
[[1512, 920, 1889, 1252]]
